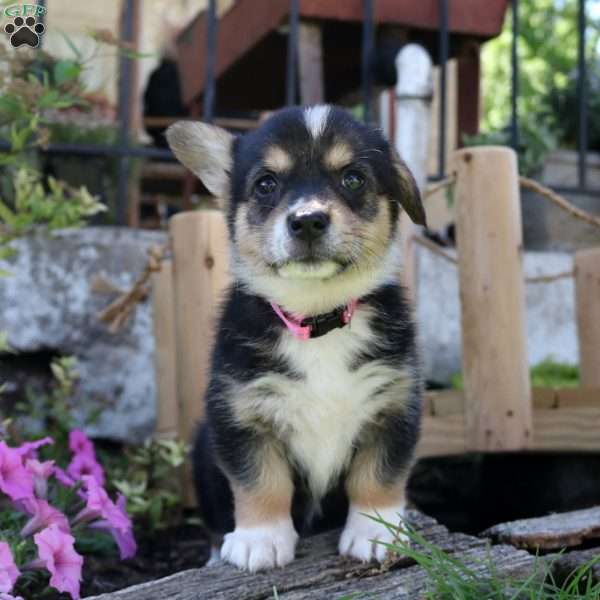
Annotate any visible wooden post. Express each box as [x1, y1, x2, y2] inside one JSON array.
[[393, 44, 432, 297], [298, 21, 324, 105], [454, 146, 532, 451], [152, 259, 178, 439], [170, 210, 230, 502], [575, 248, 600, 388]]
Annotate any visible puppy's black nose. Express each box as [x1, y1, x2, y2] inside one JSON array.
[[287, 211, 330, 241]]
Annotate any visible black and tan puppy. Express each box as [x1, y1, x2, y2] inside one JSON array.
[[167, 105, 425, 572]]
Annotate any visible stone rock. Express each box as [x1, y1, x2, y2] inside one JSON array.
[[416, 245, 578, 384], [0, 227, 168, 442]]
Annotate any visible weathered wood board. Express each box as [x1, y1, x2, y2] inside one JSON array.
[[484, 506, 600, 550], [87, 511, 536, 600]]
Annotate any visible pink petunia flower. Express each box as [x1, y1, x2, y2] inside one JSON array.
[[25, 459, 55, 498], [0, 594, 25, 600], [74, 476, 128, 531], [53, 466, 75, 488], [33, 525, 83, 600], [89, 493, 137, 560], [15, 437, 53, 460], [20, 497, 70, 538], [0, 442, 34, 501], [0, 542, 20, 594], [66, 452, 105, 487], [68, 430, 94, 456]]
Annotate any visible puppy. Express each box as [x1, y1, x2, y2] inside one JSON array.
[[167, 105, 425, 572]]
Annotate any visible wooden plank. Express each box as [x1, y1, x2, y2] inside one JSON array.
[[86, 510, 536, 600], [418, 414, 467, 458], [454, 147, 532, 452], [170, 210, 230, 503], [419, 388, 600, 456], [575, 248, 600, 388], [298, 21, 324, 105], [151, 259, 179, 439], [484, 507, 600, 551]]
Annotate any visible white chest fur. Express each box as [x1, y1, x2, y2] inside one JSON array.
[[234, 306, 411, 499]]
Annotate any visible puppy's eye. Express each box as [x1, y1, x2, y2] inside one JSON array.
[[341, 170, 365, 191], [254, 174, 278, 197]]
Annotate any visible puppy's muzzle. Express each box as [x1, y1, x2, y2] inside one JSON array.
[[287, 211, 330, 242]]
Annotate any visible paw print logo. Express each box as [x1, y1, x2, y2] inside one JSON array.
[[4, 16, 45, 48]]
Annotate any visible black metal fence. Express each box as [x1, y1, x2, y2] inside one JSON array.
[[2, 0, 596, 224]]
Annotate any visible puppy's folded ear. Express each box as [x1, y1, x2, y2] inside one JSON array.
[[392, 153, 427, 227], [166, 121, 234, 199]]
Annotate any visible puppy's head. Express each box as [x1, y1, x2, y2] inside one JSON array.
[[167, 106, 425, 313]]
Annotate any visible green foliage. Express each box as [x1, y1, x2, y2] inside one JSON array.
[[451, 360, 580, 390], [530, 359, 580, 389], [482, 0, 600, 132], [464, 117, 559, 176], [0, 168, 105, 243], [478, 0, 600, 164], [370, 514, 600, 599], [112, 438, 190, 535], [10, 356, 91, 460]]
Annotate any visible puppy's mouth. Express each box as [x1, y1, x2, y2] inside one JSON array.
[[270, 257, 350, 280]]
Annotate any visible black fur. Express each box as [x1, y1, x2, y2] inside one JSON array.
[[194, 283, 422, 537]]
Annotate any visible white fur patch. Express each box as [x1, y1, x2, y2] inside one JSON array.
[[206, 546, 221, 566], [234, 235, 403, 316], [233, 305, 412, 499], [221, 519, 298, 572], [304, 105, 331, 139], [339, 503, 407, 562], [278, 260, 340, 280]]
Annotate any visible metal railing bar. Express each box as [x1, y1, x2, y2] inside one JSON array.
[[115, 0, 135, 225], [438, 0, 449, 178], [0, 141, 175, 160], [286, 0, 300, 106], [510, 0, 519, 151], [203, 0, 218, 123], [577, 0, 588, 189], [361, 0, 374, 122]]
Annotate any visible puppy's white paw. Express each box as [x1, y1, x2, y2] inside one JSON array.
[[221, 519, 298, 572], [339, 503, 406, 563]]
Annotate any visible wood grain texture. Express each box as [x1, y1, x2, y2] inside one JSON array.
[[86, 510, 536, 599], [454, 147, 532, 452], [484, 506, 600, 551], [170, 210, 230, 503], [151, 260, 179, 439], [575, 248, 600, 388], [418, 389, 600, 457]]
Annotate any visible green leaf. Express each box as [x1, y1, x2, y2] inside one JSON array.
[[60, 32, 83, 60], [53, 60, 82, 86]]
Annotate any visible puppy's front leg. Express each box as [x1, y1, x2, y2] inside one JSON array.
[[339, 446, 409, 563], [221, 445, 298, 572]]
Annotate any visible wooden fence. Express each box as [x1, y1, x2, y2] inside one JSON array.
[[151, 146, 600, 499]]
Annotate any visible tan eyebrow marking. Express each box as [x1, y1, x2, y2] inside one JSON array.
[[263, 145, 293, 173], [324, 142, 354, 170]]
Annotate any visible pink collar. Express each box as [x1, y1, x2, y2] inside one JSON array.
[[270, 300, 358, 341]]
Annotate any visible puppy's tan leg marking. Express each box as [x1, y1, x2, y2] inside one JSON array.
[[340, 447, 408, 563], [221, 446, 298, 572]]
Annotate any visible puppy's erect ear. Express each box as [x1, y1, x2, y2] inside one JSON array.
[[392, 153, 427, 227], [166, 121, 234, 198]]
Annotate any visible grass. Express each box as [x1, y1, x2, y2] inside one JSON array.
[[371, 515, 600, 600], [271, 516, 600, 600], [451, 359, 580, 391]]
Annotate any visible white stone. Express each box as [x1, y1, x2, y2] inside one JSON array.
[[0, 227, 167, 442]]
